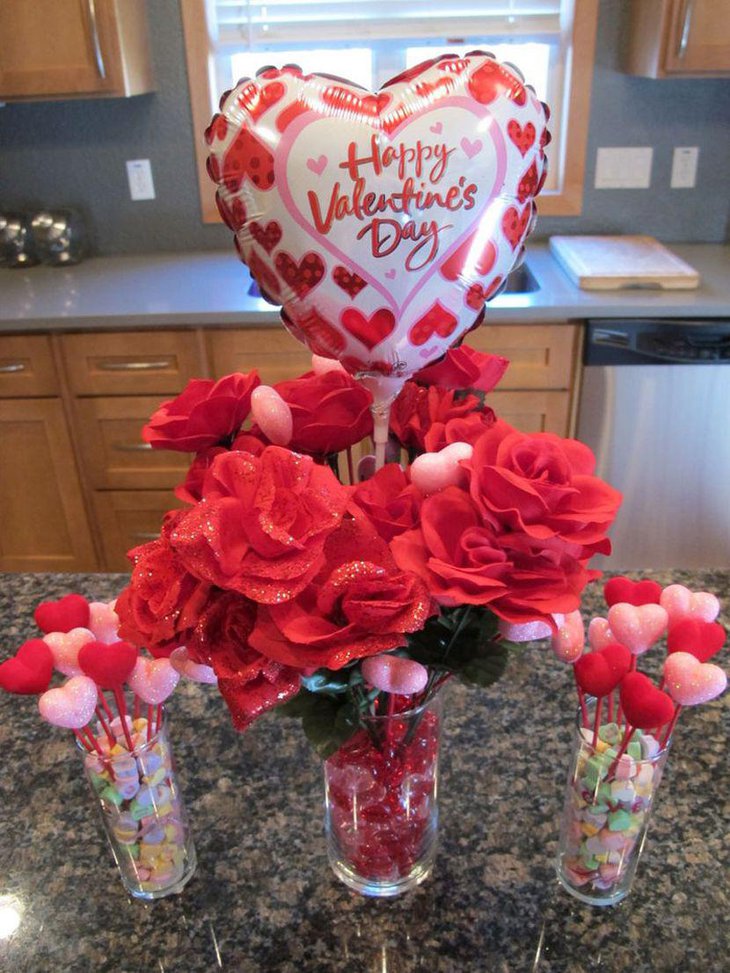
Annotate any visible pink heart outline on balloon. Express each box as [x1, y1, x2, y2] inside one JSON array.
[[460, 136, 483, 159], [274, 95, 507, 320], [306, 153, 328, 175]]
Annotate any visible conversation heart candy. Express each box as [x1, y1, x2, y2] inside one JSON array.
[[44, 627, 95, 676], [361, 654, 428, 695], [663, 652, 727, 706], [660, 584, 720, 624], [607, 603, 668, 655], [128, 657, 180, 705], [38, 675, 98, 729], [0, 639, 54, 695]]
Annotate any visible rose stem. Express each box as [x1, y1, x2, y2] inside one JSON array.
[[97, 691, 114, 720], [574, 671, 589, 728], [591, 695, 603, 749], [83, 724, 104, 756], [660, 704, 682, 749], [112, 687, 136, 752], [95, 703, 116, 746], [147, 704, 154, 743], [73, 728, 94, 753], [607, 688, 615, 724], [133, 694, 140, 723], [607, 725, 635, 780], [386, 692, 396, 744], [346, 446, 355, 485]]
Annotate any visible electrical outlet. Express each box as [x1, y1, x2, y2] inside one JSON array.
[[595, 147, 653, 189], [126, 159, 156, 201], [671, 147, 699, 189]]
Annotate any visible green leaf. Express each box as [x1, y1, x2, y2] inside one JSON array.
[[458, 639, 509, 687], [277, 689, 360, 759]]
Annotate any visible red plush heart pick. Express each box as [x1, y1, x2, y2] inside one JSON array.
[[78, 640, 138, 689], [619, 671, 675, 729], [604, 577, 662, 608], [667, 618, 726, 663], [0, 639, 54, 695], [573, 643, 632, 697], [34, 594, 90, 634]]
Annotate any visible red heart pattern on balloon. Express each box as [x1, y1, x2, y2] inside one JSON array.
[[78, 639, 138, 689], [0, 639, 54, 695], [342, 308, 396, 350], [574, 643, 632, 698], [619, 671, 675, 730], [34, 594, 90, 634], [208, 55, 548, 382], [604, 576, 662, 607]]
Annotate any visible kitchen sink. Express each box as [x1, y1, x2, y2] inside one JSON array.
[[246, 263, 539, 299]]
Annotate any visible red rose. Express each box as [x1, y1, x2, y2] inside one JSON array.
[[350, 464, 421, 542], [116, 522, 212, 657], [170, 447, 350, 603], [143, 372, 260, 452], [413, 345, 509, 392], [249, 515, 434, 670], [422, 409, 496, 453], [468, 420, 622, 558], [273, 370, 373, 455], [390, 383, 481, 451], [188, 591, 300, 731], [174, 446, 227, 503]]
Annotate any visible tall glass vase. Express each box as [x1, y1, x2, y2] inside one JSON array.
[[79, 707, 197, 900], [323, 691, 443, 897]]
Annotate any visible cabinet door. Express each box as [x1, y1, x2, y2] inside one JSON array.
[[664, 0, 730, 74], [0, 0, 153, 99], [468, 324, 578, 390], [208, 329, 312, 383], [488, 390, 571, 436], [0, 335, 59, 397], [0, 399, 97, 571], [93, 490, 186, 571]]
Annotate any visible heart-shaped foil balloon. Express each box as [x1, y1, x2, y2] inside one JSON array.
[[207, 55, 549, 391]]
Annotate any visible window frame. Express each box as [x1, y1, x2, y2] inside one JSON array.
[[180, 0, 598, 223]]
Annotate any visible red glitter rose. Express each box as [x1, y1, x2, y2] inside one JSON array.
[[422, 409, 496, 453], [272, 370, 373, 455], [249, 515, 434, 670], [116, 516, 212, 657], [413, 345, 509, 392], [169, 446, 351, 603], [468, 420, 622, 558], [349, 464, 421, 542], [143, 371, 260, 452], [390, 382, 481, 451], [188, 591, 300, 731]]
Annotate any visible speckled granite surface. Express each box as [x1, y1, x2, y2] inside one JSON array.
[[0, 571, 727, 973]]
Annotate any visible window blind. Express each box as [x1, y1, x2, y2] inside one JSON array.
[[211, 1, 563, 49]]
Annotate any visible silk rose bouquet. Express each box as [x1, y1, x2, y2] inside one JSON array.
[[115, 346, 622, 755]]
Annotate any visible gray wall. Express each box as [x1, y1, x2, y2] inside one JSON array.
[[0, 0, 728, 255]]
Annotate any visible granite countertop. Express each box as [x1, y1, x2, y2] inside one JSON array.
[[0, 570, 727, 973], [0, 243, 728, 331]]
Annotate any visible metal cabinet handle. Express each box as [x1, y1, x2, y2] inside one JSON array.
[[112, 441, 153, 452], [0, 362, 25, 373], [676, 0, 694, 58], [86, 0, 106, 79], [131, 532, 160, 541], [97, 360, 172, 371]]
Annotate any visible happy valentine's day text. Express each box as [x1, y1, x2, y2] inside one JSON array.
[[306, 135, 478, 271]]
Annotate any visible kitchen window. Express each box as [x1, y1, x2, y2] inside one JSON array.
[[181, 0, 598, 220]]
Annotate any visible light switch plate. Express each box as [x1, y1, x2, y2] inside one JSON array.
[[671, 147, 699, 189], [126, 159, 156, 201], [595, 147, 653, 189]]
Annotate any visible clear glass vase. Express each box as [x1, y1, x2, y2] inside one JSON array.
[[79, 707, 197, 900], [555, 701, 670, 906], [324, 691, 443, 897]]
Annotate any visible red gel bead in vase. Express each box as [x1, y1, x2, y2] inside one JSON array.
[[323, 693, 443, 897]]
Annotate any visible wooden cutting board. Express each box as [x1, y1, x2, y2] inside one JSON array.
[[549, 235, 700, 290]]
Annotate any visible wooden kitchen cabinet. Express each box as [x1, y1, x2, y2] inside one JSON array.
[[93, 490, 186, 571], [0, 0, 154, 100], [208, 328, 312, 384], [625, 0, 730, 77]]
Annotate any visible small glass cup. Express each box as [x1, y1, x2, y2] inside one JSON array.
[[555, 701, 670, 906], [323, 691, 443, 898], [78, 708, 196, 900]]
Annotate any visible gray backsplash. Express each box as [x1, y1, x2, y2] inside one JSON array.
[[0, 0, 727, 256]]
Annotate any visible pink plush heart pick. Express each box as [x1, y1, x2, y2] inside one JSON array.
[[128, 657, 180, 704], [410, 442, 473, 495], [362, 654, 428, 695], [43, 627, 95, 676], [660, 584, 721, 624], [251, 385, 293, 446], [88, 601, 120, 644], [38, 675, 98, 728], [663, 651, 727, 706], [607, 604, 668, 655], [551, 610, 585, 664], [588, 617, 615, 652], [170, 647, 218, 685]]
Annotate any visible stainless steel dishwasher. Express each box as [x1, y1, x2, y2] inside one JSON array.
[[576, 319, 730, 569]]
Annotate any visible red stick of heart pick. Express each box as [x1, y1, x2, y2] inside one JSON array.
[[94, 705, 116, 747], [607, 726, 636, 780], [113, 689, 136, 752], [573, 669, 589, 728], [660, 703, 682, 749], [591, 696, 602, 749], [73, 728, 94, 754]]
